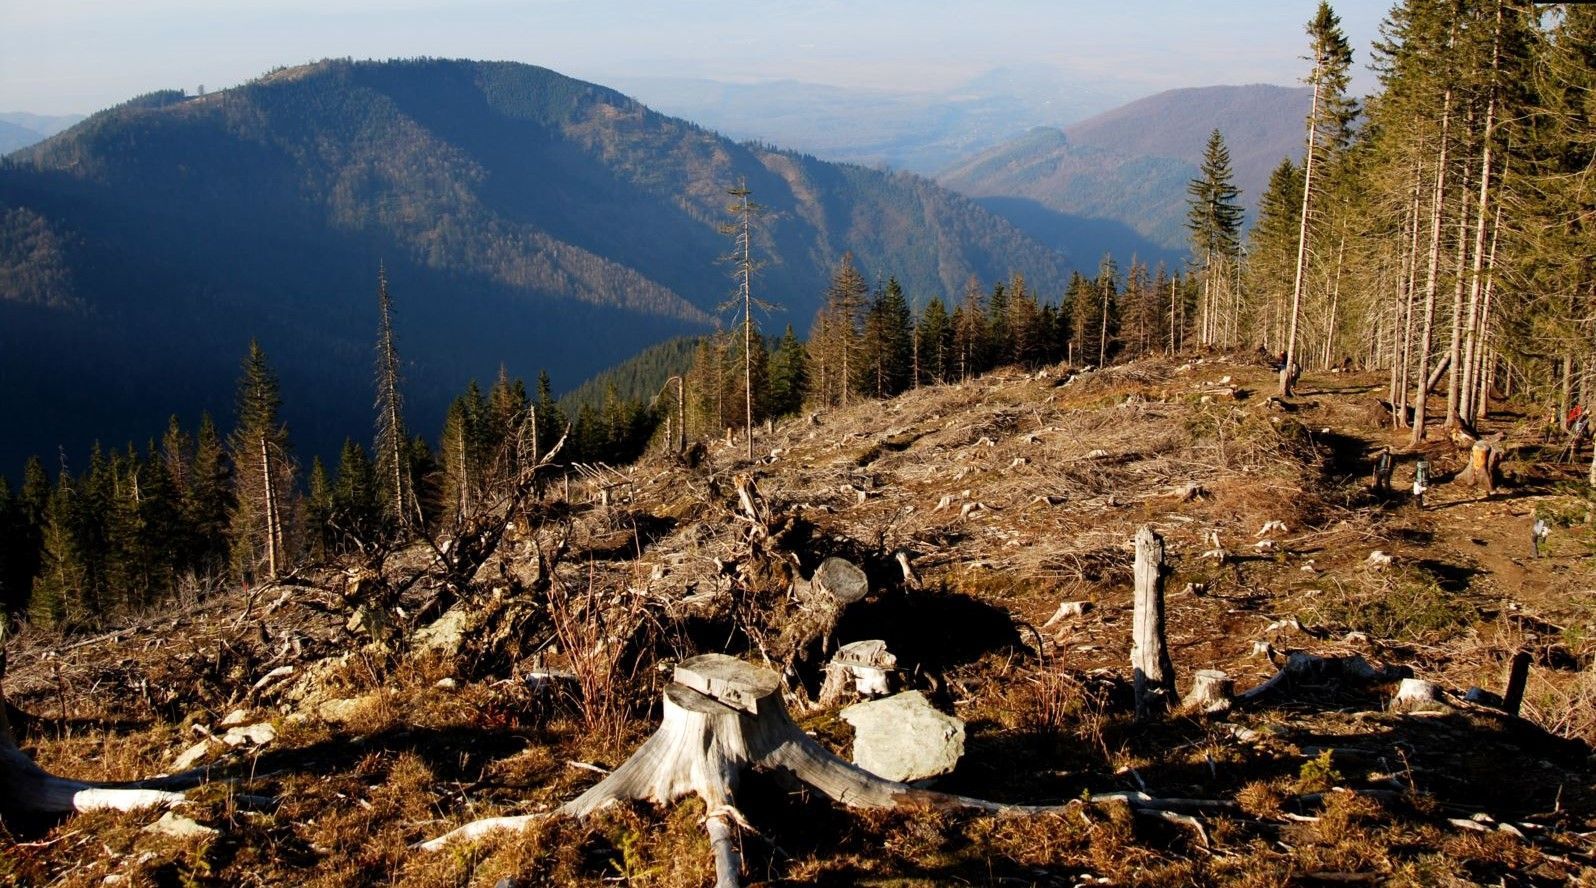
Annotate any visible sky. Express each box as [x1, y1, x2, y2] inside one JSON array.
[[1, 0, 1391, 116]]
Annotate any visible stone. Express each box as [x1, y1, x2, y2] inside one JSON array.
[[840, 691, 965, 783], [221, 723, 277, 748], [143, 811, 218, 840], [411, 605, 473, 657], [316, 696, 372, 725], [170, 740, 216, 771], [218, 709, 250, 728]]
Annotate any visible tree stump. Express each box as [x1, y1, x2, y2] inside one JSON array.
[[422, 655, 1235, 880], [1457, 438, 1503, 494], [1181, 670, 1233, 714], [1131, 526, 1175, 718], [0, 630, 194, 821], [1501, 650, 1531, 718], [817, 640, 896, 706]]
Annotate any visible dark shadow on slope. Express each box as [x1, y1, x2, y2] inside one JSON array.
[[973, 195, 1182, 271]]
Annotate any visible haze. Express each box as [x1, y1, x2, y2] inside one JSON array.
[[3, 0, 1386, 117]]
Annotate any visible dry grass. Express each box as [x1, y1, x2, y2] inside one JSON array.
[[3, 356, 1594, 886]]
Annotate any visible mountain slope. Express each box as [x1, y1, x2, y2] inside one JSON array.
[[0, 59, 1068, 473], [938, 84, 1311, 254]]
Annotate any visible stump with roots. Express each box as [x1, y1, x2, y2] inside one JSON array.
[[0, 630, 196, 822], [421, 654, 1230, 884]]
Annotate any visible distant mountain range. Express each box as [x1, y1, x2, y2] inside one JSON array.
[[0, 113, 85, 154], [608, 65, 1142, 175], [0, 59, 1068, 474], [938, 84, 1311, 261]]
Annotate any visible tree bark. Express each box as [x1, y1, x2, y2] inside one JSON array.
[[1411, 91, 1452, 448], [1132, 526, 1174, 718]]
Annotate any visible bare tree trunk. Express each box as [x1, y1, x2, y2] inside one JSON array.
[[1412, 90, 1453, 448], [1132, 526, 1174, 718], [1445, 148, 1476, 430], [1472, 206, 1503, 425], [1284, 74, 1324, 395], [1322, 229, 1345, 369], [260, 435, 280, 580]]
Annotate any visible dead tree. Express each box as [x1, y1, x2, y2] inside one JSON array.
[[1132, 525, 1175, 717]]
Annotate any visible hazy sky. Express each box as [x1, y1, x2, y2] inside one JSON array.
[[1, 0, 1390, 115]]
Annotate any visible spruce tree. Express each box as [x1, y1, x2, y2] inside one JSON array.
[[917, 297, 952, 384], [185, 414, 231, 574], [228, 341, 295, 580], [1187, 129, 1245, 347], [767, 325, 809, 418], [1246, 159, 1306, 352], [333, 439, 381, 547], [438, 381, 487, 522], [860, 278, 913, 398], [953, 276, 987, 380]]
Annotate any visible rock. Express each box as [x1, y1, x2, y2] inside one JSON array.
[[840, 691, 965, 783], [144, 811, 218, 840], [221, 723, 276, 748], [814, 557, 869, 604], [316, 696, 373, 725], [434, 677, 459, 690], [170, 740, 216, 771], [219, 709, 250, 728], [412, 605, 473, 657]]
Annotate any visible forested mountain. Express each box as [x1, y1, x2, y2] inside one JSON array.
[[0, 113, 84, 153], [938, 85, 1312, 254], [0, 58, 1068, 474]]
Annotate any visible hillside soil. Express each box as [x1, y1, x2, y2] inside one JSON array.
[[2, 355, 1593, 886]]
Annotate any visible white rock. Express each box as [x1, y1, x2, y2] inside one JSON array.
[[170, 740, 216, 771], [841, 691, 965, 783], [412, 605, 474, 657], [218, 709, 251, 728], [221, 723, 276, 748], [144, 811, 218, 840], [316, 696, 372, 725]]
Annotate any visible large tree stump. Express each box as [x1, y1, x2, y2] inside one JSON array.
[[1457, 437, 1504, 494], [422, 655, 1233, 882], [1132, 526, 1175, 718], [0, 632, 194, 822]]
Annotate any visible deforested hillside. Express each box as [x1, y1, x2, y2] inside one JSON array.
[[0, 58, 1069, 473], [1, 355, 1591, 886]]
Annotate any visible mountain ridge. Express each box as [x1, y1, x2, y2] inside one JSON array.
[[938, 84, 1311, 253], [0, 58, 1069, 474]]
